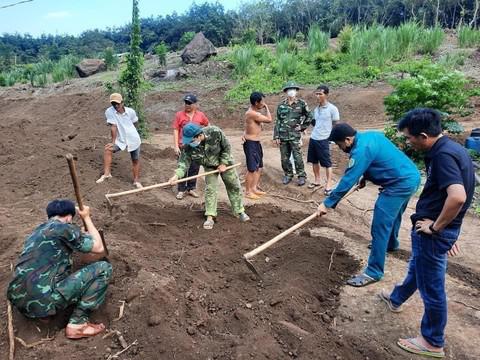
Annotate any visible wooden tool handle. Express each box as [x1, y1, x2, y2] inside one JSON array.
[[105, 163, 241, 200], [66, 153, 109, 256], [244, 212, 318, 260], [65, 154, 86, 227]]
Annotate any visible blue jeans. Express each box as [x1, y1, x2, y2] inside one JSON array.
[[390, 227, 460, 347], [364, 191, 414, 280]]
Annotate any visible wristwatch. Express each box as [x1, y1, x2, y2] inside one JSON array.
[[429, 223, 440, 235]]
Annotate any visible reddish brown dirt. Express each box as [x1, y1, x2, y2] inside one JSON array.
[[0, 79, 478, 360]]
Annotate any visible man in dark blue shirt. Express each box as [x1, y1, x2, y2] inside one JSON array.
[[317, 123, 420, 287], [379, 108, 474, 358]]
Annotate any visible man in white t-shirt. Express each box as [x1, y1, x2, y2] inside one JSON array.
[[307, 85, 339, 195], [96, 93, 142, 188]]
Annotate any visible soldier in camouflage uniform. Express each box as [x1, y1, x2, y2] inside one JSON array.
[[169, 123, 250, 230], [274, 81, 313, 186], [7, 200, 111, 339]]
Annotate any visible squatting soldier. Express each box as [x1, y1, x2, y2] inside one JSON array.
[[7, 200, 111, 339], [169, 123, 250, 229], [274, 81, 313, 186]]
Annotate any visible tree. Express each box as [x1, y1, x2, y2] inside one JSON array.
[[178, 31, 195, 49], [154, 41, 168, 66], [119, 0, 147, 138]]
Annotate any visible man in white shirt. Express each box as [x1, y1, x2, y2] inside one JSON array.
[[307, 85, 339, 195], [96, 93, 142, 188]]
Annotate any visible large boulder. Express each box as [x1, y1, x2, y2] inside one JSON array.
[[181, 32, 217, 64], [75, 59, 107, 78]]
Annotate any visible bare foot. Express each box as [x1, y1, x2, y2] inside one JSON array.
[[65, 322, 106, 339]]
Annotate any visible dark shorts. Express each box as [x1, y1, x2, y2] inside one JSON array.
[[243, 140, 263, 172], [307, 139, 331, 167], [113, 144, 140, 161]]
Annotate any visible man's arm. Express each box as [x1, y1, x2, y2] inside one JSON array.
[[174, 149, 191, 179], [110, 124, 117, 144], [432, 184, 467, 231], [300, 102, 313, 130], [273, 105, 281, 141], [173, 129, 180, 156], [76, 206, 104, 254], [254, 104, 272, 123]]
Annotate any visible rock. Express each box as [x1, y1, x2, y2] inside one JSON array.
[[474, 311, 480, 320], [181, 32, 217, 64], [270, 299, 283, 307], [148, 315, 162, 326], [245, 303, 252, 309], [321, 313, 331, 323], [186, 326, 196, 335], [330, 288, 340, 296], [75, 59, 107, 77]]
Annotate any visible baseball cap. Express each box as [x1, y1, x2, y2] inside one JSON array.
[[183, 94, 197, 104], [46, 199, 76, 218], [328, 123, 357, 142], [182, 122, 203, 145], [110, 93, 123, 104]]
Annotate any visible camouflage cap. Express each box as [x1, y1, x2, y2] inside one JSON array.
[[282, 81, 300, 92]]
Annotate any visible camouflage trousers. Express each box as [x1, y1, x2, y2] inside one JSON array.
[[280, 140, 306, 178], [204, 167, 244, 217], [51, 261, 112, 324]]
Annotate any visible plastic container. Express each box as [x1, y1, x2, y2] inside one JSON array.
[[465, 128, 480, 153]]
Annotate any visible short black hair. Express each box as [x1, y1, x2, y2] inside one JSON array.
[[250, 91, 265, 106], [315, 85, 329, 94], [397, 108, 442, 137], [328, 123, 357, 142], [46, 199, 76, 218]]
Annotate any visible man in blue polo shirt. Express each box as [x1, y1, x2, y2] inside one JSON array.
[[317, 123, 420, 287], [378, 108, 474, 358]]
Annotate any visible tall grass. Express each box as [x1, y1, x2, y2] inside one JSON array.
[[231, 43, 256, 77], [417, 27, 444, 55], [308, 25, 329, 55], [277, 52, 297, 79], [458, 26, 480, 47], [276, 37, 297, 55]]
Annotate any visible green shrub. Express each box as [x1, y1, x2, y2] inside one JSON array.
[[103, 47, 119, 70], [313, 50, 341, 72], [458, 26, 480, 48], [154, 42, 169, 66], [179, 31, 195, 50], [276, 38, 297, 55], [437, 51, 467, 70], [0, 73, 6, 86], [338, 24, 354, 53], [308, 25, 329, 55], [295, 31, 305, 43]]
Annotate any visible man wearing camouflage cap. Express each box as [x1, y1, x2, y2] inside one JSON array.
[[274, 81, 313, 186], [169, 123, 250, 229]]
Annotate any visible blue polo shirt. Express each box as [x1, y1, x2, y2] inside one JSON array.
[[412, 136, 475, 228], [324, 131, 420, 208]]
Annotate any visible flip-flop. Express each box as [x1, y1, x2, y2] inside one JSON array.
[[378, 289, 403, 313], [245, 193, 261, 200], [346, 273, 379, 287], [253, 190, 266, 196], [307, 183, 321, 189], [397, 338, 445, 358], [324, 189, 333, 196]]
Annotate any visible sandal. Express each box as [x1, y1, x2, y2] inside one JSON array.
[[245, 193, 261, 200], [346, 273, 379, 287], [65, 322, 106, 339], [324, 188, 333, 196], [203, 218, 214, 230], [96, 174, 112, 184], [378, 289, 403, 313], [397, 338, 445, 358], [307, 183, 321, 189]]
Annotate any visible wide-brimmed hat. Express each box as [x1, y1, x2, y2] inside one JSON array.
[[282, 81, 300, 92]]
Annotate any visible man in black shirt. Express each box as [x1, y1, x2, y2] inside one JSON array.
[[379, 108, 474, 358]]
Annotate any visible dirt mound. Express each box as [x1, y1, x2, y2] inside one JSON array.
[[3, 204, 398, 360]]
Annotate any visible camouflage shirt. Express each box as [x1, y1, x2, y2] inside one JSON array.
[[175, 126, 234, 178], [7, 219, 93, 317], [273, 98, 313, 141]]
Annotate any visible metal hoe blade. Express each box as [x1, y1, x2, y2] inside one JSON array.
[[243, 256, 262, 281]]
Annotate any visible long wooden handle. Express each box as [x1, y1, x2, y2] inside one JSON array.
[[244, 212, 318, 260], [105, 163, 241, 200], [243, 184, 361, 260], [66, 153, 109, 256]]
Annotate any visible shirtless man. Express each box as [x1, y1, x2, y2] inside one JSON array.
[[243, 91, 272, 199]]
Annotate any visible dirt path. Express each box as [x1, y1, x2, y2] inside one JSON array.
[[0, 81, 478, 360]]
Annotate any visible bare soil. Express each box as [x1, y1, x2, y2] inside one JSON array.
[[0, 66, 479, 360]]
